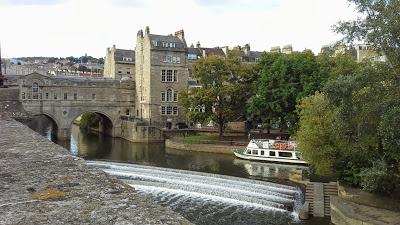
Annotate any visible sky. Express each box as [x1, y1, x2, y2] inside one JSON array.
[[0, 0, 357, 58]]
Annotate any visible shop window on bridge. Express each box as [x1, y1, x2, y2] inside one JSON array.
[[64, 93, 68, 100], [74, 93, 77, 100], [92, 93, 96, 100], [45, 93, 49, 99], [22, 92, 25, 99], [32, 83, 39, 99], [54, 93, 57, 100]]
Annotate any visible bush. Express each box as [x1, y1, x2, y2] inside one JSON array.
[[359, 159, 399, 195]]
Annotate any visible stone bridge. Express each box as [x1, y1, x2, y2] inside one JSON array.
[[6, 73, 136, 140]]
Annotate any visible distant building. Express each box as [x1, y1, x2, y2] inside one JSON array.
[[226, 44, 264, 63], [103, 45, 135, 80], [282, 45, 293, 55], [355, 44, 386, 63], [270, 46, 281, 54], [135, 27, 189, 129]]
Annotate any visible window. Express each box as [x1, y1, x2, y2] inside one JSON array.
[[161, 70, 166, 82], [188, 54, 197, 60], [278, 152, 293, 158], [166, 89, 173, 102], [166, 70, 173, 82], [161, 92, 166, 102], [163, 55, 180, 64], [127, 71, 131, 74], [126, 109, 130, 115], [166, 106, 173, 115], [261, 150, 265, 156], [173, 91, 178, 102], [22, 92, 25, 99], [118, 71, 122, 74], [162, 70, 177, 82], [64, 93, 68, 100], [74, 93, 77, 100], [270, 151, 276, 157], [92, 93, 96, 100], [45, 93, 49, 99], [54, 93, 57, 100], [32, 83, 39, 99], [161, 106, 166, 115], [252, 150, 258, 155], [173, 106, 178, 115]]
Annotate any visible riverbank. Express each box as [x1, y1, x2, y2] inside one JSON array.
[[0, 114, 191, 225], [165, 139, 241, 154]]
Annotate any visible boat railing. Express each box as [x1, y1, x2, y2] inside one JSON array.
[[251, 139, 297, 151]]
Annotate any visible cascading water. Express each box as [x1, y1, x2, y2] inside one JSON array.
[[88, 161, 304, 225]]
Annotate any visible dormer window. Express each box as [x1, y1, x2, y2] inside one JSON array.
[[122, 57, 132, 62]]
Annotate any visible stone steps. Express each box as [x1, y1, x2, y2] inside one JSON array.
[[301, 181, 338, 218]]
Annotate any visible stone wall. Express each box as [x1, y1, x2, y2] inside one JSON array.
[[0, 88, 28, 118], [0, 114, 191, 225], [165, 139, 237, 154], [121, 119, 164, 142]]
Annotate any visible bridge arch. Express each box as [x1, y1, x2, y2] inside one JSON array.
[[69, 110, 116, 137], [27, 113, 60, 140]]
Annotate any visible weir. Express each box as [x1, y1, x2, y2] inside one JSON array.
[[88, 161, 304, 225]]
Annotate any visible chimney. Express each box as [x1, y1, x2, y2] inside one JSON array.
[[175, 29, 184, 40], [145, 26, 150, 35], [196, 41, 201, 48], [137, 29, 143, 37], [113, 44, 116, 50], [221, 46, 229, 57], [244, 44, 250, 55]]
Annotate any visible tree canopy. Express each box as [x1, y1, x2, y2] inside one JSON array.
[[334, 0, 400, 73], [179, 55, 257, 136], [247, 51, 329, 133], [296, 0, 400, 194]]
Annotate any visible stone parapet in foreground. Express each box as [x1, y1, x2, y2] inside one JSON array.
[[0, 114, 191, 225]]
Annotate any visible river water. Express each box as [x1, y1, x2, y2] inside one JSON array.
[[25, 116, 330, 225]]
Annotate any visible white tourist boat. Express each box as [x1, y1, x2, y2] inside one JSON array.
[[234, 139, 308, 165]]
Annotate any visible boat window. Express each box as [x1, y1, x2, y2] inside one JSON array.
[[260, 150, 264, 156], [252, 150, 258, 155], [270, 151, 276, 157], [278, 152, 293, 158]]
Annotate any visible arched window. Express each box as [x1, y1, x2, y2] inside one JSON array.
[[166, 89, 173, 102], [32, 83, 39, 99]]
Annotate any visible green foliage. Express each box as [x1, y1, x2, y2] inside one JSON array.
[[179, 55, 257, 136], [360, 159, 399, 195], [296, 62, 400, 193], [334, 0, 400, 73], [79, 112, 100, 129], [296, 92, 337, 175], [247, 51, 328, 133]]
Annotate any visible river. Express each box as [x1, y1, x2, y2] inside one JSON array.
[[25, 115, 330, 225]]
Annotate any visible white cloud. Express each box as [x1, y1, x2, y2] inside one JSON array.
[[0, 0, 357, 57]]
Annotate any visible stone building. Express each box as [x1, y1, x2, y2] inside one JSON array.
[[103, 45, 135, 80], [355, 44, 386, 63], [135, 27, 189, 129]]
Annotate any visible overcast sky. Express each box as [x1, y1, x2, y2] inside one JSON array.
[[0, 0, 357, 58]]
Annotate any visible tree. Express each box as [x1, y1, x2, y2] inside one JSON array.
[[334, 0, 400, 73], [80, 112, 100, 130], [179, 55, 256, 137], [247, 51, 328, 133], [296, 92, 337, 175], [296, 62, 400, 194]]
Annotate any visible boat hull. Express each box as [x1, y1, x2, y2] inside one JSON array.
[[233, 151, 308, 165]]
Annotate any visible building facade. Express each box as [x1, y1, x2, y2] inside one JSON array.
[[135, 27, 189, 129], [103, 45, 135, 80]]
